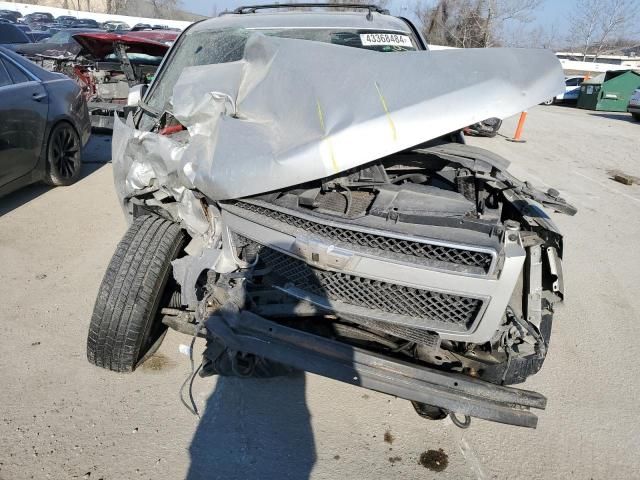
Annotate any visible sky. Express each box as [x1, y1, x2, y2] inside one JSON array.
[[180, 0, 578, 35]]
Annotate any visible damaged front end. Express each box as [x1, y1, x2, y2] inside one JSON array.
[[33, 32, 176, 129], [96, 31, 576, 428]]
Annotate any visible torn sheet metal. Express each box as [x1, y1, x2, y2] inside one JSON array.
[[113, 33, 564, 206], [112, 116, 210, 240]]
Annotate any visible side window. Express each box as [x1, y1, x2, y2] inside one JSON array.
[[0, 60, 11, 88], [565, 78, 578, 87], [2, 58, 31, 84]]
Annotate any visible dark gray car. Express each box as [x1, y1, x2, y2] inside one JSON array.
[[0, 47, 91, 196]]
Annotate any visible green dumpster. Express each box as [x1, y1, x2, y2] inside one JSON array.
[[577, 70, 640, 112]]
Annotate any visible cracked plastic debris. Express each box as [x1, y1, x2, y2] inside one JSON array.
[[112, 32, 565, 232]]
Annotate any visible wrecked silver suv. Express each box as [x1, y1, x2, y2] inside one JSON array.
[[87, 5, 576, 429]]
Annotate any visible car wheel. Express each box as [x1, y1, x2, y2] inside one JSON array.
[[542, 98, 554, 105], [632, 113, 640, 121], [87, 215, 187, 372], [44, 122, 82, 186]]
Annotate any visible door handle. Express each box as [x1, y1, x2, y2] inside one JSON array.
[[32, 92, 47, 102]]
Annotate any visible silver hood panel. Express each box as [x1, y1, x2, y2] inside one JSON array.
[[113, 33, 564, 205]]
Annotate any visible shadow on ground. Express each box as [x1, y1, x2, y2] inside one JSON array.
[[0, 163, 105, 217], [187, 373, 316, 480], [588, 112, 637, 123], [84, 133, 113, 164], [0, 134, 112, 217]]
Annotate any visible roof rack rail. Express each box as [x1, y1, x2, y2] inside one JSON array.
[[233, 4, 390, 15]]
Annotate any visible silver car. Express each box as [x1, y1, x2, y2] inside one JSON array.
[[86, 5, 575, 429]]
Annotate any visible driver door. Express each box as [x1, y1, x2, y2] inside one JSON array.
[[0, 53, 49, 188]]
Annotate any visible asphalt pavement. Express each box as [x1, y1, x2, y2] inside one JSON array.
[[1, 105, 639, 479]]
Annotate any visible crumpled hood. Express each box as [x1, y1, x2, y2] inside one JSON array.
[[113, 33, 564, 206]]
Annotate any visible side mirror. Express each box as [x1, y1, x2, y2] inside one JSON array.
[[127, 84, 148, 107]]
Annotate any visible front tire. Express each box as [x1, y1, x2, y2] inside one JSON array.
[[44, 122, 82, 186], [87, 215, 186, 372], [632, 113, 640, 122]]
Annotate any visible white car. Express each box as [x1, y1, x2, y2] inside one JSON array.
[[628, 88, 640, 121], [543, 76, 584, 104]]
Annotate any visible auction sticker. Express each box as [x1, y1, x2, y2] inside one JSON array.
[[360, 33, 413, 47]]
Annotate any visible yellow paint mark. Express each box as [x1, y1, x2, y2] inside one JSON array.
[[374, 82, 397, 142], [316, 99, 339, 173]]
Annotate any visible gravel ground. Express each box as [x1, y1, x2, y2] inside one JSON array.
[[1, 105, 639, 480]]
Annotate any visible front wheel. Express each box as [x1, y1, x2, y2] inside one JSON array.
[[87, 215, 186, 372], [542, 98, 555, 106], [43, 122, 82, 186], [632, 113, 640, 122]]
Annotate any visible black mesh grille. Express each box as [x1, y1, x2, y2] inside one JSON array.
[[250, 242, 482, 329], [230, 201, 493, 272]]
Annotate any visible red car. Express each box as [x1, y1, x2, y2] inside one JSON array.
[[69, 30, 177, 128]]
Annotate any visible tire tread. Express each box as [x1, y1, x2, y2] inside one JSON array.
[[87, 215, 185, 372]]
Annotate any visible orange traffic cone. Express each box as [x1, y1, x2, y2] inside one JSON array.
[[506, 111, 527, 143]]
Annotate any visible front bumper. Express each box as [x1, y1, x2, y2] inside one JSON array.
[[206, 310, 547, 428]]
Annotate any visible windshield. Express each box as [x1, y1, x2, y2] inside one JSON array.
[[141, 27, 418, 126]]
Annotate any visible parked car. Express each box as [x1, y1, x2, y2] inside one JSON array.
[[543, 75, 584, 105], [23, 12, 55, 29], [27, 11, 54, 22], [15, 28, 103, 58], [0, 12, 18, 23], [130, 23, 152, 31], [0, 47, 91, 196], [71, 18, 100, 28], [86, 4, 575, 429], [102, 20, 129, 31], [0, 23, 31, 48], [56, 15, 77, 27], [0, 9, 22, 22], [628, 88, 640, 121]]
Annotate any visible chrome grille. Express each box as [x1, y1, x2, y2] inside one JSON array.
[[242, 239, 483, 330], [230, 201, 493, 272]]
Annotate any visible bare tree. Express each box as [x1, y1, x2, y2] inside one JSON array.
[[105, 0, 131, 15], [416, 0, 541, 48], [150, 0, 179, 17], [569, 0, 640, 61]]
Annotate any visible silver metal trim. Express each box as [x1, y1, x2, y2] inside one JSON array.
[[222, 210, 526, 343], [223, 200, 499, 277], [546, 246, 564, 297], [525, 245, 543, 329]]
